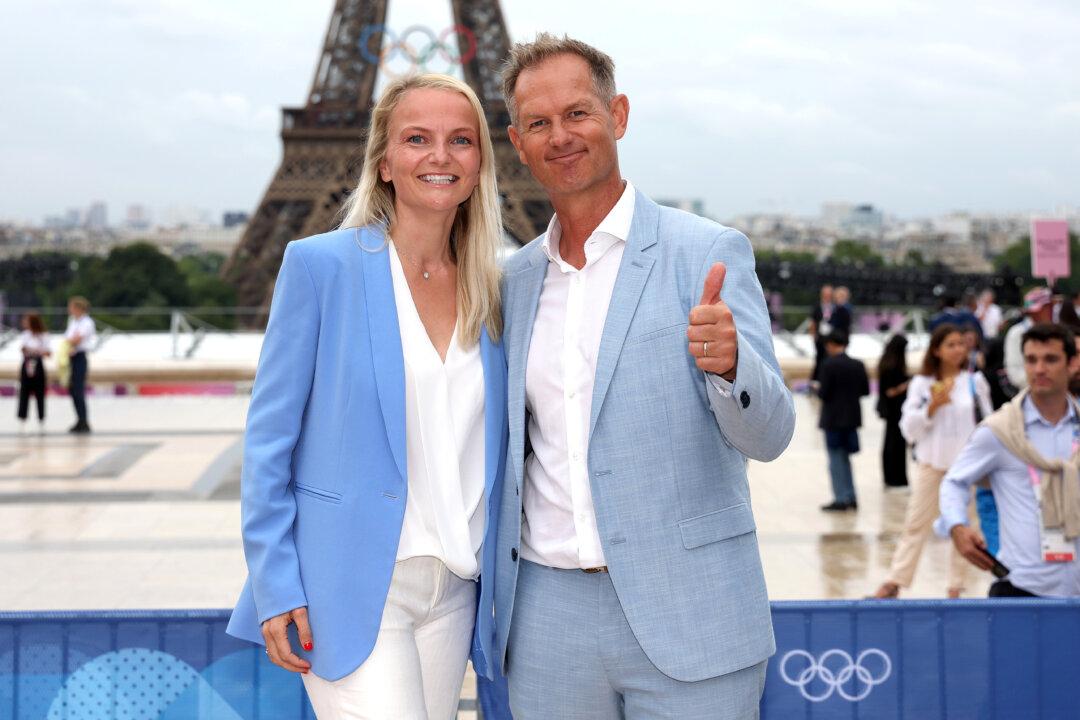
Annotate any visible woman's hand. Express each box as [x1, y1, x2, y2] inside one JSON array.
[[927, 378, 954, 417], [261, 607, 314, 674]]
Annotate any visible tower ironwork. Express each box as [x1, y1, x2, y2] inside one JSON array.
[[224, 0, 551, 316]]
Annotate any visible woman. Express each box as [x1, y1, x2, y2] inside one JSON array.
[[16, 312, 51, 435], [227, 74, 507, 719], [876, 333, 909, 488], [872, 323, 992, 598]]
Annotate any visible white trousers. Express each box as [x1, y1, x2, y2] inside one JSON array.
[[302, 556, 476, 720]]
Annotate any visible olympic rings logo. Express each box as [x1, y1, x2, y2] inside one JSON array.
[[778, 648, 892, 702], [357, 24, 477, 78]]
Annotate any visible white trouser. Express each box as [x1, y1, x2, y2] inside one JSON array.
[[302, 556, 476, 720]]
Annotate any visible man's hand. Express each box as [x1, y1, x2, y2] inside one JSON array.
[[688, 262, 738, 381], [950, 525, 995, 571], [261, 606, 314, 674]]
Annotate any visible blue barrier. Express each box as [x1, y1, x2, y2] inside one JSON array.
[[2, 601, 1078, 719]]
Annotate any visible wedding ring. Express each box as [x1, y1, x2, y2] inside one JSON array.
[[703, 341, 709, 357]]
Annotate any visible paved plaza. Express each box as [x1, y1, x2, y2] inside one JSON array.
[[0, 391, 991, 715]]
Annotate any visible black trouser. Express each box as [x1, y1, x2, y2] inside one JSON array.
[[70, 351, 88, 424], [881, 419, 908, 487], [17, 358, 46, 421], [989, 580, 1039, 598]]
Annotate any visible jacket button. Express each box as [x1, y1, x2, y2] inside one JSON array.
[[510, 548, 518, 561], [740, 390, 751, 409]]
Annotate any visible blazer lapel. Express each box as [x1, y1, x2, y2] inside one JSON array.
[[359, 228, 407, 483], [506, 249, 548, 491], [589, 192, 659, 436], [480, 327, 507, 505]]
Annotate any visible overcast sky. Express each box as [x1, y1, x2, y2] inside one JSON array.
[[2, 0, 1078, 225]]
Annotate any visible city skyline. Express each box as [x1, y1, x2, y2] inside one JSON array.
[[2, 0, 1078, 225]]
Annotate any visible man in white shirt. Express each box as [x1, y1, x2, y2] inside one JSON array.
[[975, 289, 1003, 339], [64, 296, 96, 433], [942, 323, 1080, 597], [493, 34, 795, 719], [1004, 287, 1054, 391]]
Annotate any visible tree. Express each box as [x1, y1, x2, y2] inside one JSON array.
[[68, 243, 191, 330], [830, 239, 884, 267]]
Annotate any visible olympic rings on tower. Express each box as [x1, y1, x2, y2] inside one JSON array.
[[357, 24, 478, 78]]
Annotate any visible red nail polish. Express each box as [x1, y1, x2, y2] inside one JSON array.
[[303, 642, 313, 651]]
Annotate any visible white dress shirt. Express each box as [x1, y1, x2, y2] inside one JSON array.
[[65, 315, 96, 352], [389, 246, 487, 580], [900, 371, 993, 471], [520, 181, 636, 569], [940, 397, 1080, 597]]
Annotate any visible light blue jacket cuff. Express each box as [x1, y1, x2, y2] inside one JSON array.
[[704, 331, 795, 462]]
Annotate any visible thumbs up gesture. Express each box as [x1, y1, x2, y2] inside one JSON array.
[[688, 262, 738, 380]]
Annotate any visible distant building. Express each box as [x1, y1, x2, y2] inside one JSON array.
[[841, 204, 884, 240], [657, 198, 707, 218], [85, 202, 108, 231], [222, 211, 250, 229], [125, 204, 151, 231]]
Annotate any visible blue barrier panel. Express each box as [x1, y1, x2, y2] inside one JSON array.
[[2, 601, 1079, 718], [765, 599, 1080, 720]]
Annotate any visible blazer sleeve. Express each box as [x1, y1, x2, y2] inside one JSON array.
[[240, 241, 319, 624], [899, 375, 933, 445], [701, 229, 796, 462]]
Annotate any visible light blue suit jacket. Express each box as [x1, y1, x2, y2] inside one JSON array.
[[227, 226, 507, 682], [495, 191, 795, 682]]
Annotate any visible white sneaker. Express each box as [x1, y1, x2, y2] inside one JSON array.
[[38, 420, 46, 436], [17, 421, 27, 437]]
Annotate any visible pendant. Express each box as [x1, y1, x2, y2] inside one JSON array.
[[423, 271, 430, 280]]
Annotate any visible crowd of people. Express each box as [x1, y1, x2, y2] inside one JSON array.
[[810, 283, 1080, 600], [11, 296, 96, 434]]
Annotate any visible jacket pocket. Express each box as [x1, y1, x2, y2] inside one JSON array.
[[625, 322, 688, 346], [293, 481, 343, 505], [679, 502, 755, 549]]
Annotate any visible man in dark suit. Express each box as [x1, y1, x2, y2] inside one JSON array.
[[817, 330, 870, 511]]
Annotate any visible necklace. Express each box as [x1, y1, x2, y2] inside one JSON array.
[[393, 241, 449, 280]]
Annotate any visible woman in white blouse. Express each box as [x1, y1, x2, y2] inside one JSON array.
[[228, 73, 507, 720], [872, 323, 993, 598], [17, 312, 51, 435]]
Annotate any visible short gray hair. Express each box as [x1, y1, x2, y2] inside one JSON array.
[[500, 33, 616, 126]]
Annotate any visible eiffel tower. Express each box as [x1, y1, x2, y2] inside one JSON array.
[[224, 0, 552, 317]]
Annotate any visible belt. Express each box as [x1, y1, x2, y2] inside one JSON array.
[[581, 566, 608, 574]]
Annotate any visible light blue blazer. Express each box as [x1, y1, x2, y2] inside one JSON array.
[[496, 191, 796, 682], [227, 226, 507, 682]]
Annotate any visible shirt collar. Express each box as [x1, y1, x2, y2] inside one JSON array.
[[1022, 394, 1079, 429], [541, 180, 636, 268]]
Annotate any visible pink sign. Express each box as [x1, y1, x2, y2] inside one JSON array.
[[1031, 219, 1070, 283]]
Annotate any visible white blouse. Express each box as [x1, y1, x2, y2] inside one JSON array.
[[900, 371, 993, 471], [19, 331, 50, 356], [389, 245, 487, 580]]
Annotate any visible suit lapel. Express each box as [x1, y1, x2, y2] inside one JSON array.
[[359, 228, 407, 483], [589, 192, 659, 436], [480, 327, 506, 505], [506, 248, 548, 490]]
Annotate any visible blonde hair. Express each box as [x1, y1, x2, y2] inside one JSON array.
[[339, 74, 502, 344], [500, 33, 616, 127]]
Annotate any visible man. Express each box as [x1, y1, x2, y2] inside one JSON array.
[[65, 296, 96, 434], [1072, 333, 1080, 397], [817, 331, 869, 511], [495, 34, 795, 718], [809, 284, 834, 383], [929, 294, 982, 337], [942, 324, 1080, 597], [1004, 287, 1054, 390], [976, 289, 1003, 339]]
